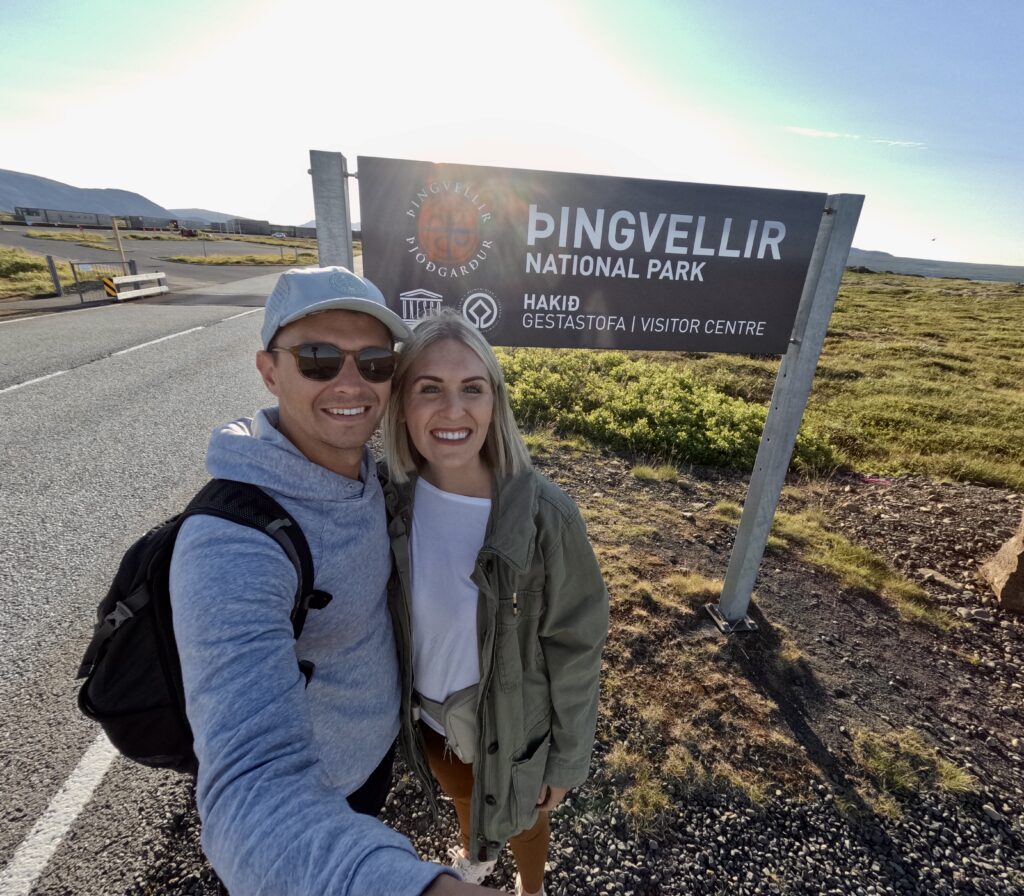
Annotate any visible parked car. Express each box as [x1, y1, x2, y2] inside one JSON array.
[[272, 231, 287, 238]]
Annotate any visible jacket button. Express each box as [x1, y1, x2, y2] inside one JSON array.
[[485, 794, 496, 806], [487, 742, 498, 755]]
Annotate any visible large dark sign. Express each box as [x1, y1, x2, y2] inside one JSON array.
[[358, 156, 826, 352]]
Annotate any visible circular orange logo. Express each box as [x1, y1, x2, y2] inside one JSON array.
[[417, 192, 481, 266]]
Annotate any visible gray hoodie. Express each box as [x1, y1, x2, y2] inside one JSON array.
[[169, 409, 449, 895]]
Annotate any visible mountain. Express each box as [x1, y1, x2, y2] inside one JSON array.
[[168, 208, 240, 224], [0, 169, 171, 217], [847, 248, 1024, 284]]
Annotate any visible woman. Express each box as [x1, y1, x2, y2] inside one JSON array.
[[382, 311, 609, 896]]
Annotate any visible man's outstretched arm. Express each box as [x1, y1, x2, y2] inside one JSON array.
[[424, 878, 506, 895]]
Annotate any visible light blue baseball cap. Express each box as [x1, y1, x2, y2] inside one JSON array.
[[261, 266, 411, 348]]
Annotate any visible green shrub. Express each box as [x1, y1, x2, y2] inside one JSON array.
[[498, 348, 835, 472]]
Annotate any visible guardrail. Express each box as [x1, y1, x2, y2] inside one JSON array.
[[101, 272, 169, 301]]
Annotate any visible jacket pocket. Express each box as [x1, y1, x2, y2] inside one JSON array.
[[495, 590, 543, 692], [510, 729, 551, 834]]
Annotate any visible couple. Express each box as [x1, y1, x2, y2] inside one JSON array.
[[168, 266, 609, 895]]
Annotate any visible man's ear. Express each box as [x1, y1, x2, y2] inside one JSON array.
[[255, 350, 281, 397]]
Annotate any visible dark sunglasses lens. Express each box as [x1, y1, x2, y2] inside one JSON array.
[[295, 344, 343, 380], [355, 348, 397, 383]]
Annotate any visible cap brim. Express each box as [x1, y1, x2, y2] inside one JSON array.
[[276, 296, 411, 342]]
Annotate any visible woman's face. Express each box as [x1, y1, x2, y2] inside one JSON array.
[[402, 338, 495, 485]]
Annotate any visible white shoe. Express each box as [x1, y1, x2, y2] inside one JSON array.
[[447, 846, 497, 884], [514, 872, 546, 896]]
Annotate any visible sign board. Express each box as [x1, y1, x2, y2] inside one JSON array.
[[358, 156, 827, 353]]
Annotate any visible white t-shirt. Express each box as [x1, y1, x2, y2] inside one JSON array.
[[410, 476, 492, 734]]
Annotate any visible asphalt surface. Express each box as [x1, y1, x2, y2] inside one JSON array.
[[0, 276, 276, 894]]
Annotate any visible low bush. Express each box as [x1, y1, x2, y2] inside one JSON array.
[[498, 348, 835, 473]]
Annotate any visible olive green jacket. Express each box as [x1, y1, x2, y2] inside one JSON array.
[[383, 468, 609, 862]]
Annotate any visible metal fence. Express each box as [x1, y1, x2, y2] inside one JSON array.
[[48, 258, 134, 303]]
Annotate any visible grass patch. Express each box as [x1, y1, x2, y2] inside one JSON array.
[[122, 232, 192, 241], [25, 230, 109, 244], [710, 500, 742, 525], [670, 272, 1024, 488], [768, 508, 952, 628], [604, 746, 670, 829], [521, 428, 590, 458], [165, 253, 318, 265], [631, 463, 678, 482], [852, 728, 977, 807], [664, 571, 723, 610], [24, 230, 115, 250], [0, 246, 75, 299]]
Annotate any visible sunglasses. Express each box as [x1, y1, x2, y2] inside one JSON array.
[[270, 343, 398, 383]]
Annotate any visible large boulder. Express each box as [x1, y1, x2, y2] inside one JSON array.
[[981, 510, 1024, 614]]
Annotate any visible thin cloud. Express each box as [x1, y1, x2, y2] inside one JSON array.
[[786, 126, 861, 140], [870, 139, 926, 148], [785, 126, 925, 149]]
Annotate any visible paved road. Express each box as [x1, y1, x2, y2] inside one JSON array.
[[0, 277, 278, 894]]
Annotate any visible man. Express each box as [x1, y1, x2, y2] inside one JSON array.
[[169, 267, 497, 895]]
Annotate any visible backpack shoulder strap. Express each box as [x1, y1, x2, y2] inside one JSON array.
[[181, 479, 327, 638]]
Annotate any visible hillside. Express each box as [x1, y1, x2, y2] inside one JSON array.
[[167, 208, 240, 224], [0, 169, 171, 217], [848, 248, 1024, 284]]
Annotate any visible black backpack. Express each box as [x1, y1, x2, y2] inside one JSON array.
[[76, 479, 331, 774]]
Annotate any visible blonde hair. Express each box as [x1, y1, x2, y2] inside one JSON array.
[[382, 310, 532, 483]]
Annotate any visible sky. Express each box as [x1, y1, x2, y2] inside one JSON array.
[[1, 0, 1022, 265]]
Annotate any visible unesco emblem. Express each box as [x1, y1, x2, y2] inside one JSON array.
[[405, 181, 494, 278], [459, 290, 501, 332]]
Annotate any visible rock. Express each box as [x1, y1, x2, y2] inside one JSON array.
[[917, 567, 961, 590], [980, 510, 1024, 613], [982, 804, 1006, 824]]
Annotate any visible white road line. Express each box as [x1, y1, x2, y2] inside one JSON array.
[[0, 735, 119, 896], [1, 308, 257, 393], [222, 308, 262, 321], [0, 304, 120, 326], [0, 370, 68, 395], [111, 326, 204, 356], [0, 314, 45, 325]]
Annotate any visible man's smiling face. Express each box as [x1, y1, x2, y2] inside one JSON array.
[[256, 309, 392, 479]]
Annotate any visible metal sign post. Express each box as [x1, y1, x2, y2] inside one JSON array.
[[707, 194, 864, 632], [309, 150, 354, 270]]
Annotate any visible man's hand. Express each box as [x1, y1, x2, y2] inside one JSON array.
[[423, 875, 507, 894], [536, 783, 569, 811]]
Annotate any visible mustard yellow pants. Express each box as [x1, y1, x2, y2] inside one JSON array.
[[420, 722, 549, 893]]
